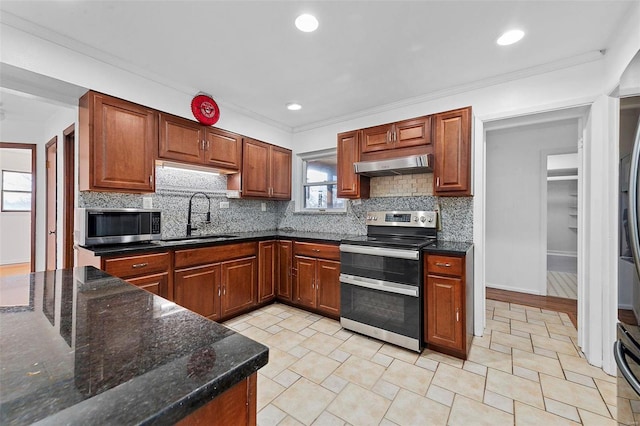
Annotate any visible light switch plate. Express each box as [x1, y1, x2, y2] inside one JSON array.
[[220, 201, 229, 209], [143, 197, 153, 209], [261, 202, 266, 212]]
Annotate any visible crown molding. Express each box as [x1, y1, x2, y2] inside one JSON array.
[[1, 12, 293, 133], [292, 50, 605, 133]]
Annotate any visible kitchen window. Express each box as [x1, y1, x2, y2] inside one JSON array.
[[1, 170, 32, 212], [300, 149, 346, 212]]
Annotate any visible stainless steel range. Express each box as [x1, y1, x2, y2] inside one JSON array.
[[339, 211, 437, 352]]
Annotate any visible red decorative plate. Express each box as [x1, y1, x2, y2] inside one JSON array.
[[191, 94, 220, 126]]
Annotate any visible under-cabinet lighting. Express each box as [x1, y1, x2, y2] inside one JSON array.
[[295, 14, 319, 32], [156, 160, 220, 176], [497, 29, 525, 46]]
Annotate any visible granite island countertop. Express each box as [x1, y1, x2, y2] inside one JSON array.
[[0, 267, 268, 425]]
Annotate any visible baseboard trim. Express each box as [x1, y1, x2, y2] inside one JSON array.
[[486, 283, 544, 296]]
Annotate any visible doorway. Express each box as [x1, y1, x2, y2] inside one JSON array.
[[0, 143, 37, 275], [546, 152, 578, 299], [45, 137, 58, 271]]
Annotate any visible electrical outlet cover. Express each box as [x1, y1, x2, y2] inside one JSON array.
[[143, 197, 153, 209]]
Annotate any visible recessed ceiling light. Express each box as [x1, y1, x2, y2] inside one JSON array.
[[295, 14, 318, 32], [497, 29, 525, 46], [286, 103, 302, 111]]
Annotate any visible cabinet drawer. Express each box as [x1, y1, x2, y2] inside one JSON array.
[[294, 242, 340, 261], [175, 242, 257, 269], [426, 255, 463, 276], [104, 252, 170, 278]]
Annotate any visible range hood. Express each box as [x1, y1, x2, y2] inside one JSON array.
[[353, 154, 433, 177]]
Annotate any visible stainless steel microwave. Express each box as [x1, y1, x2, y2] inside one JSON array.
[[75, 208, 161, 246]]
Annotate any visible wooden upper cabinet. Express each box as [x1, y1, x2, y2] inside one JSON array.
[[158, 113, 204, 164], [79, 91, 156, 193], [361, 123, 394, 153], [337, 130, 369, 199], [231, 138, 291, 200], [241, 138, 271, 198], [434, 107, 472, 196], [360, 116, 431, 154], [270, 146, 292, 199], [158, 113, 241, 172], [395, 117, 431, 149], [204, 127, 242, 171]]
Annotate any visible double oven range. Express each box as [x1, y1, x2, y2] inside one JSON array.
[[339, 211, 437, 352]]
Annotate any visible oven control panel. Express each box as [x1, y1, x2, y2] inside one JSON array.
[[366, 211, 437, 228]]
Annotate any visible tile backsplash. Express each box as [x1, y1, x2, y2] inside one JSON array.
[[79, 166, 473, 241]]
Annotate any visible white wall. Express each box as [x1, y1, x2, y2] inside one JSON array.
[[485, 119, 578, 295], [0, 148, 32, 264]]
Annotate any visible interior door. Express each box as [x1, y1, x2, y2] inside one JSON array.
[[45, 137, 57, 271]]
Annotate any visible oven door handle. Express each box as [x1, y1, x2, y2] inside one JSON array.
[[614, 339, 640, 396], [340, 274, 419, 297], [339, 244, 420, 260]]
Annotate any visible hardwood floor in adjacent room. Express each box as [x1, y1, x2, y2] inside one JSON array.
[[0, 263, 30, 277]]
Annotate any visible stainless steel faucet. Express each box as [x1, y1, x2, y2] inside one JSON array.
[[186, 192, 211, 236]]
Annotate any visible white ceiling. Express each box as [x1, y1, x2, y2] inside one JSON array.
[[0, 1, 635, 132]]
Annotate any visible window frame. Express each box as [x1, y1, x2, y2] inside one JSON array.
[[298, 148, 346, 213], [1, 170, 33, 212]]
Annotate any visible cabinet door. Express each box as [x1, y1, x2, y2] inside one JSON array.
[[258, 241, 276, 303], [241, 138, 270, 198], [293, 256, 316, 309], [86, 92, 156, 192], [158, 113, 205, 164], [270, 146, 292, 199], [175, 264, 220, 320], [361, 123, 393, 153], [204, 127, 242, 171], [394, 116, 431, 149], [425, 275, 463, 351], [126, 272, 169, 298], [221, 256, 257, 317], [337, 131, 369, 199], [316, 259, 340, 317], [434, 107, 471, 196], [277, 240, 293, 300]]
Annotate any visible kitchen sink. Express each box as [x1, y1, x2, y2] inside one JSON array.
[[161, 234, 237, 243]]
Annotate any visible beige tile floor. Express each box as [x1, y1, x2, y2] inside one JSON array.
[[223, 300, 620, 425]]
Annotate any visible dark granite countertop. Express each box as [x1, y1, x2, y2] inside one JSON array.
[[423, 240, 474, 256], [82, 230, 357, 256], [0, 267, 268, 425]]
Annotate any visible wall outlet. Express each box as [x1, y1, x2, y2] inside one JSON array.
[[219, 201, 229, 209], [143, 197, 153, 209], [352, 199, 362, 205], [261, 202, 266, 212]]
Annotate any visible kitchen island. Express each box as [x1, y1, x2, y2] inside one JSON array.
[[0, 267, 268, 425]]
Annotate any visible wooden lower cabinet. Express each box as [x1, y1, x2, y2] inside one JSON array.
[[221, 257, 257, 317], [316, 260, 341, 317], [425, 275, 463, 352], [293, 251, 340, 318], [175, 264, 221, 320], [258, 240, 277, 304], [276, 240, 293, 300], [126, 272, 169, 297], [177, 373, 257, 425], [423, 251, 473, 359], [174, 257, 256, 321]]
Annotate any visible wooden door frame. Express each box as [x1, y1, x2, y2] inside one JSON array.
[[0, 142, 37, 272], [45, 136, 57, 271], [63, 124, 75, 269]]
